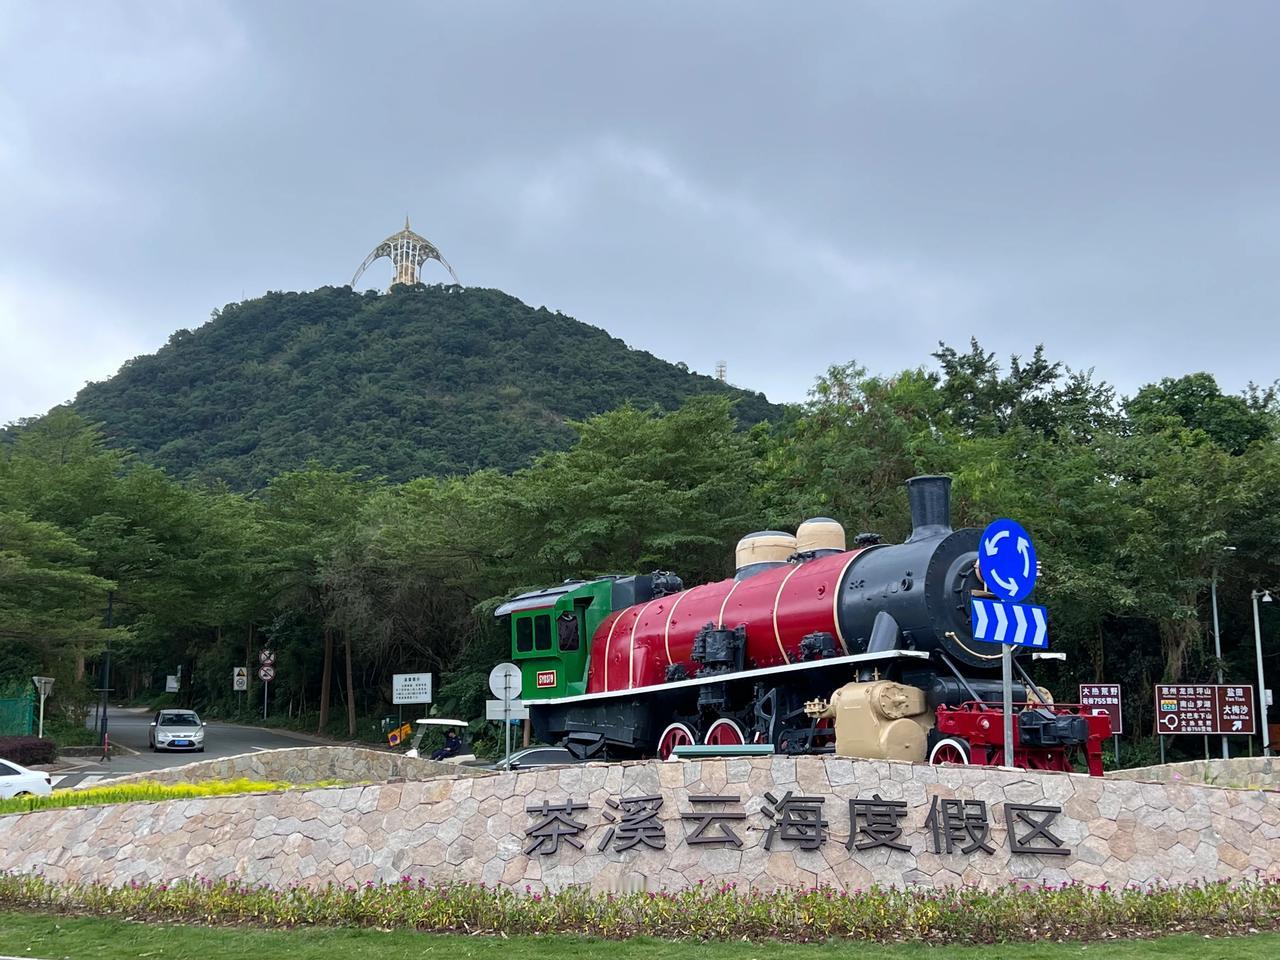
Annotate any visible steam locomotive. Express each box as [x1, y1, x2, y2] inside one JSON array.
[[495, 475, 1111, 775]]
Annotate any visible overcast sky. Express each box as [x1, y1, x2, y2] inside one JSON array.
[[2, 1, 1278, 424]]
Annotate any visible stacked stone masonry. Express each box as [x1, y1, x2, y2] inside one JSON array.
[[2, 756, 1276, 892], [1107, 756, 1278, 789], [99, 747, 489, 787]]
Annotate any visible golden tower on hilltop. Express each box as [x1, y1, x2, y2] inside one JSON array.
[[352, 216, 458, 289]]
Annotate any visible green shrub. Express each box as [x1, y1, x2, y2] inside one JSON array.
[[0, 736, 56, 766], [0, 875, 1276, 943], [0, 777, 347, 815]]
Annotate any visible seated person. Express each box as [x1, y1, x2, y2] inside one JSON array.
[[431, 729, 462, 761]]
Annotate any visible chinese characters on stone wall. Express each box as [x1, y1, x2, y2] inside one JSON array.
[[524, 791, 1070, 858]]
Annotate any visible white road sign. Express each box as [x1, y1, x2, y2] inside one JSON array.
[[488, 662, 522, 700], [258, 664, 276, 682], [232, 666, 248, 691], [259, 649, 275, 665], [165, 675, 179, 693], [392, 672, 433, 705], [485, 699, 530, 721]]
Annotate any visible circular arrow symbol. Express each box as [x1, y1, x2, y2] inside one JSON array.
[[978, 519, 1038, 602], [1161, 714, 1179, 730]]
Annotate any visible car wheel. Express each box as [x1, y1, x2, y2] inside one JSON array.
[[198, 747, 205, 753]]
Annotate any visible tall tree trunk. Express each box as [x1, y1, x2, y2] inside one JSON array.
[[344, 629, 356, 738], [318, 625, 333, 733], [75, 651, 85, 682]]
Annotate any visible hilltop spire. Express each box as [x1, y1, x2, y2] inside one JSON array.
[[352, 216, 458, 289]]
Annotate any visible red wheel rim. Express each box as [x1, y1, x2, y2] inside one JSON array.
[[704, 719, 745, 746], [658, 723, 695, 760], [929, 739, 969, 765]]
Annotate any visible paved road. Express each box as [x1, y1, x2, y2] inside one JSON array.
[[51, 707, 331, 787]]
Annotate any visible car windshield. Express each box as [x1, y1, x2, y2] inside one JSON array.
[[161, 713, 200, 726]]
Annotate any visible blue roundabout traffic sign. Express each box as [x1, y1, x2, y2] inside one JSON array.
[[978, 518, 1038, 603]]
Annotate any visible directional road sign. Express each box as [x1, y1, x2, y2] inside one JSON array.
[[978, 518, 1038, 603], [1079, 683, 1123, 735], [485, 699, 530, 721], [488, 662, 522, 700], [971, 597, 1048, 649], [258, 664, 276, 682], [1154, 684, 1255, 735], [232, 666, 248, 691]]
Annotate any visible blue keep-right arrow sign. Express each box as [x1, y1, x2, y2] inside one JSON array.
[[971, 597, 1049, 649]]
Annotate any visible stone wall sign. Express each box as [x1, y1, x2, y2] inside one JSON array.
[[1, 756, 1276, 893]]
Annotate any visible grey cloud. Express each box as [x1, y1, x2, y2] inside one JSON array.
[[1, 1, 1277, 423]]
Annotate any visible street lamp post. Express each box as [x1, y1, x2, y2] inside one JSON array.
[[1251, 589, 1272, 758], [1210, 546, 1236, 759]]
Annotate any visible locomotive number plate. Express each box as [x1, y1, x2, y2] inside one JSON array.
[[536, 670, 557, 688]]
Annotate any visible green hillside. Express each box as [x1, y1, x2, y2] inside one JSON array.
[[70, 285, 777, 488]]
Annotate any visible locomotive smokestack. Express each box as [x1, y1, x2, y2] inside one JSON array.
[[905, 475, 952, 542]]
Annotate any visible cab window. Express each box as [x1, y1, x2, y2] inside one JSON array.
[[534, 614, 551, 651], [557, 612, 580, 651], [515, 618, 533, 653]]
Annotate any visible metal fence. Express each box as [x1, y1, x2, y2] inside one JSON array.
[[0, 694, 34, 736]]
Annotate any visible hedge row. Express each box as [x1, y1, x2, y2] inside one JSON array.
[[0, 874, 1277, 943], [0, 736, 56, 767], [0, 778, 349, 816]]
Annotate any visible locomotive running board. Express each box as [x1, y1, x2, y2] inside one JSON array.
[[529, 649, 931, 707]]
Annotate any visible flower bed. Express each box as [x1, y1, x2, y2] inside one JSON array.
[[0, 778, 345, 815], [0, 874, 1276, 943]]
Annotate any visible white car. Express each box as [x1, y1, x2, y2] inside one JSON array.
[[0, 758, 53, 799], [149, 709, 207, 752]]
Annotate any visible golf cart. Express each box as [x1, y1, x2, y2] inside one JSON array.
[[404, 718, 476, 764]]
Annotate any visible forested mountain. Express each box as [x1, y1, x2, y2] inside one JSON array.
[[67, 285, 776, 488], [3, 342, 1277, 761]]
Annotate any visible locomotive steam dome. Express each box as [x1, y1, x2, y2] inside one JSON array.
[[795, 517, 847, 556], [734, 530, 797, 580]]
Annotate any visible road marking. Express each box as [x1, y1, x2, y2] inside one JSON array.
[[48, 774, 105, 790]]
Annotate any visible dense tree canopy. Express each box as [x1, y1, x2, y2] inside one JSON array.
[[3, 337, 1277, 764], [59, 285, 776, 488]]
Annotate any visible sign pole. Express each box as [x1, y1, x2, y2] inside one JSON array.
[[1002, 645, 1014, 767], [1159, 734, 1165, 765], [1114, 733, 1120, 767], [504, 672, 513, 767], [263, 679, 269, 721]]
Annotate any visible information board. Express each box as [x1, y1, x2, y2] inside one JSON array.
[[1154, 683, 1255, 735], [1079, 683, 1123, 735], [393, 672, 433, 705]]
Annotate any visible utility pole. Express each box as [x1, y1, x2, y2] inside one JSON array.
[[99, 591, 113, 758], [1210, 548, 1236, 759], [1251, 589, 1272, 757]]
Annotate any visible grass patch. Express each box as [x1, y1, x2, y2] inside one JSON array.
[[0, 911, 1277, 959], [0, 777, 347, 815], [0, 875, 1277, 944]]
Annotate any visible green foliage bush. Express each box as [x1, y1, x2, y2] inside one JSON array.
[[0, 875, 1275, 943], [0, 777, 346, 815], [0, 736, 55, 766]]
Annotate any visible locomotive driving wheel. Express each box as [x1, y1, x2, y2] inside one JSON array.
[[928, 736, 971, 765], [703, 718, 746, 746], [657, 722, 696, 760]]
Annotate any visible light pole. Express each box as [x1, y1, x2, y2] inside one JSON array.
[[1251, 589, 1272, 757], [1210, 546, 1236, 759]]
